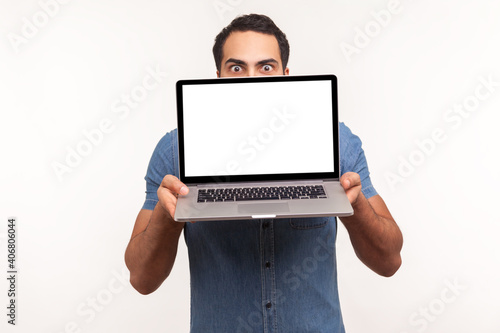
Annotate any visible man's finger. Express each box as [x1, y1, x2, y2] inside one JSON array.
[[179, 185, 189, 195], [340, 172, 361, 190], [161, 175, 189, 195], [342, 178, 351, 189]]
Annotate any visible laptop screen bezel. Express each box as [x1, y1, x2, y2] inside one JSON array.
[[176, 74, 340, 184]]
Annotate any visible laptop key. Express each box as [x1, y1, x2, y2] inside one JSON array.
[[236, 197, 261, 201]]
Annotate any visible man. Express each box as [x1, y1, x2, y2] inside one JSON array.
[[125, 14, 403, 332]]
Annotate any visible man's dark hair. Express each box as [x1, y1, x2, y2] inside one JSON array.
[[213, 14, 290, 74]]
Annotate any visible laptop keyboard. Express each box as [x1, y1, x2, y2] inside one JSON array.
[[197, 185, 327, 202]]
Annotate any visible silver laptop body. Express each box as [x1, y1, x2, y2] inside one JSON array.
[[174, 74, 353, 222]]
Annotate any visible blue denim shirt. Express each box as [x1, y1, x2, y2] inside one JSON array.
[[142, 123, 377, 332]]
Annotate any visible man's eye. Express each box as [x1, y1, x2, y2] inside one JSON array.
[[262, 65, 273, 72], [231, 65, 242, 72]]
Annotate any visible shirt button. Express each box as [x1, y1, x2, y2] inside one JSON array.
[[266, 302, 272, 309], [265, 261, 271, 268]]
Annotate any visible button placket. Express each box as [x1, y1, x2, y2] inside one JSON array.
[[260, 219, 277, 332]]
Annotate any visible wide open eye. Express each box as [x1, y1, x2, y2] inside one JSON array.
[[262, 64, 273, 72], [230, 65, 243, 73]]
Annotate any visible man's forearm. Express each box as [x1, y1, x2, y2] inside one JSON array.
[[339, 193, 403, 277], [125, 203, 185, 294]]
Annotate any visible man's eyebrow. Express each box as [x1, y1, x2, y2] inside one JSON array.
[[224, 58, 279, 67], [224, 58, 247, 66], [256, 58, 279, 66]]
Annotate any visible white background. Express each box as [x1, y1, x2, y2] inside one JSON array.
[[1, 0, 499, 332]]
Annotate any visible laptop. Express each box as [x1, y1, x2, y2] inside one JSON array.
[[174, 74, 353, 222]]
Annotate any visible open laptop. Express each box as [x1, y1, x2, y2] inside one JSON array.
[[174, 74, 353, 222]]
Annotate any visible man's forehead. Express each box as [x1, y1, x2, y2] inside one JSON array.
[[222, 31, 281, 64]]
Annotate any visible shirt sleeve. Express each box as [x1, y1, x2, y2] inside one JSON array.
[[141, 130, 177, 211], [339, 122, 378, 199]]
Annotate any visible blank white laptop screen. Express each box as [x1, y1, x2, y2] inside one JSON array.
[[181, 80, 335, 177]]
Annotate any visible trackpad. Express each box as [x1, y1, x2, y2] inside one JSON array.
[[238, 202, 290, 214]]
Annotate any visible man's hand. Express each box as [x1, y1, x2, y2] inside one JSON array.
[[157, 175, 189, 220], [340, 172, 362, 206], [125, 174, 189, 294], [338, 172, 403, 277]]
